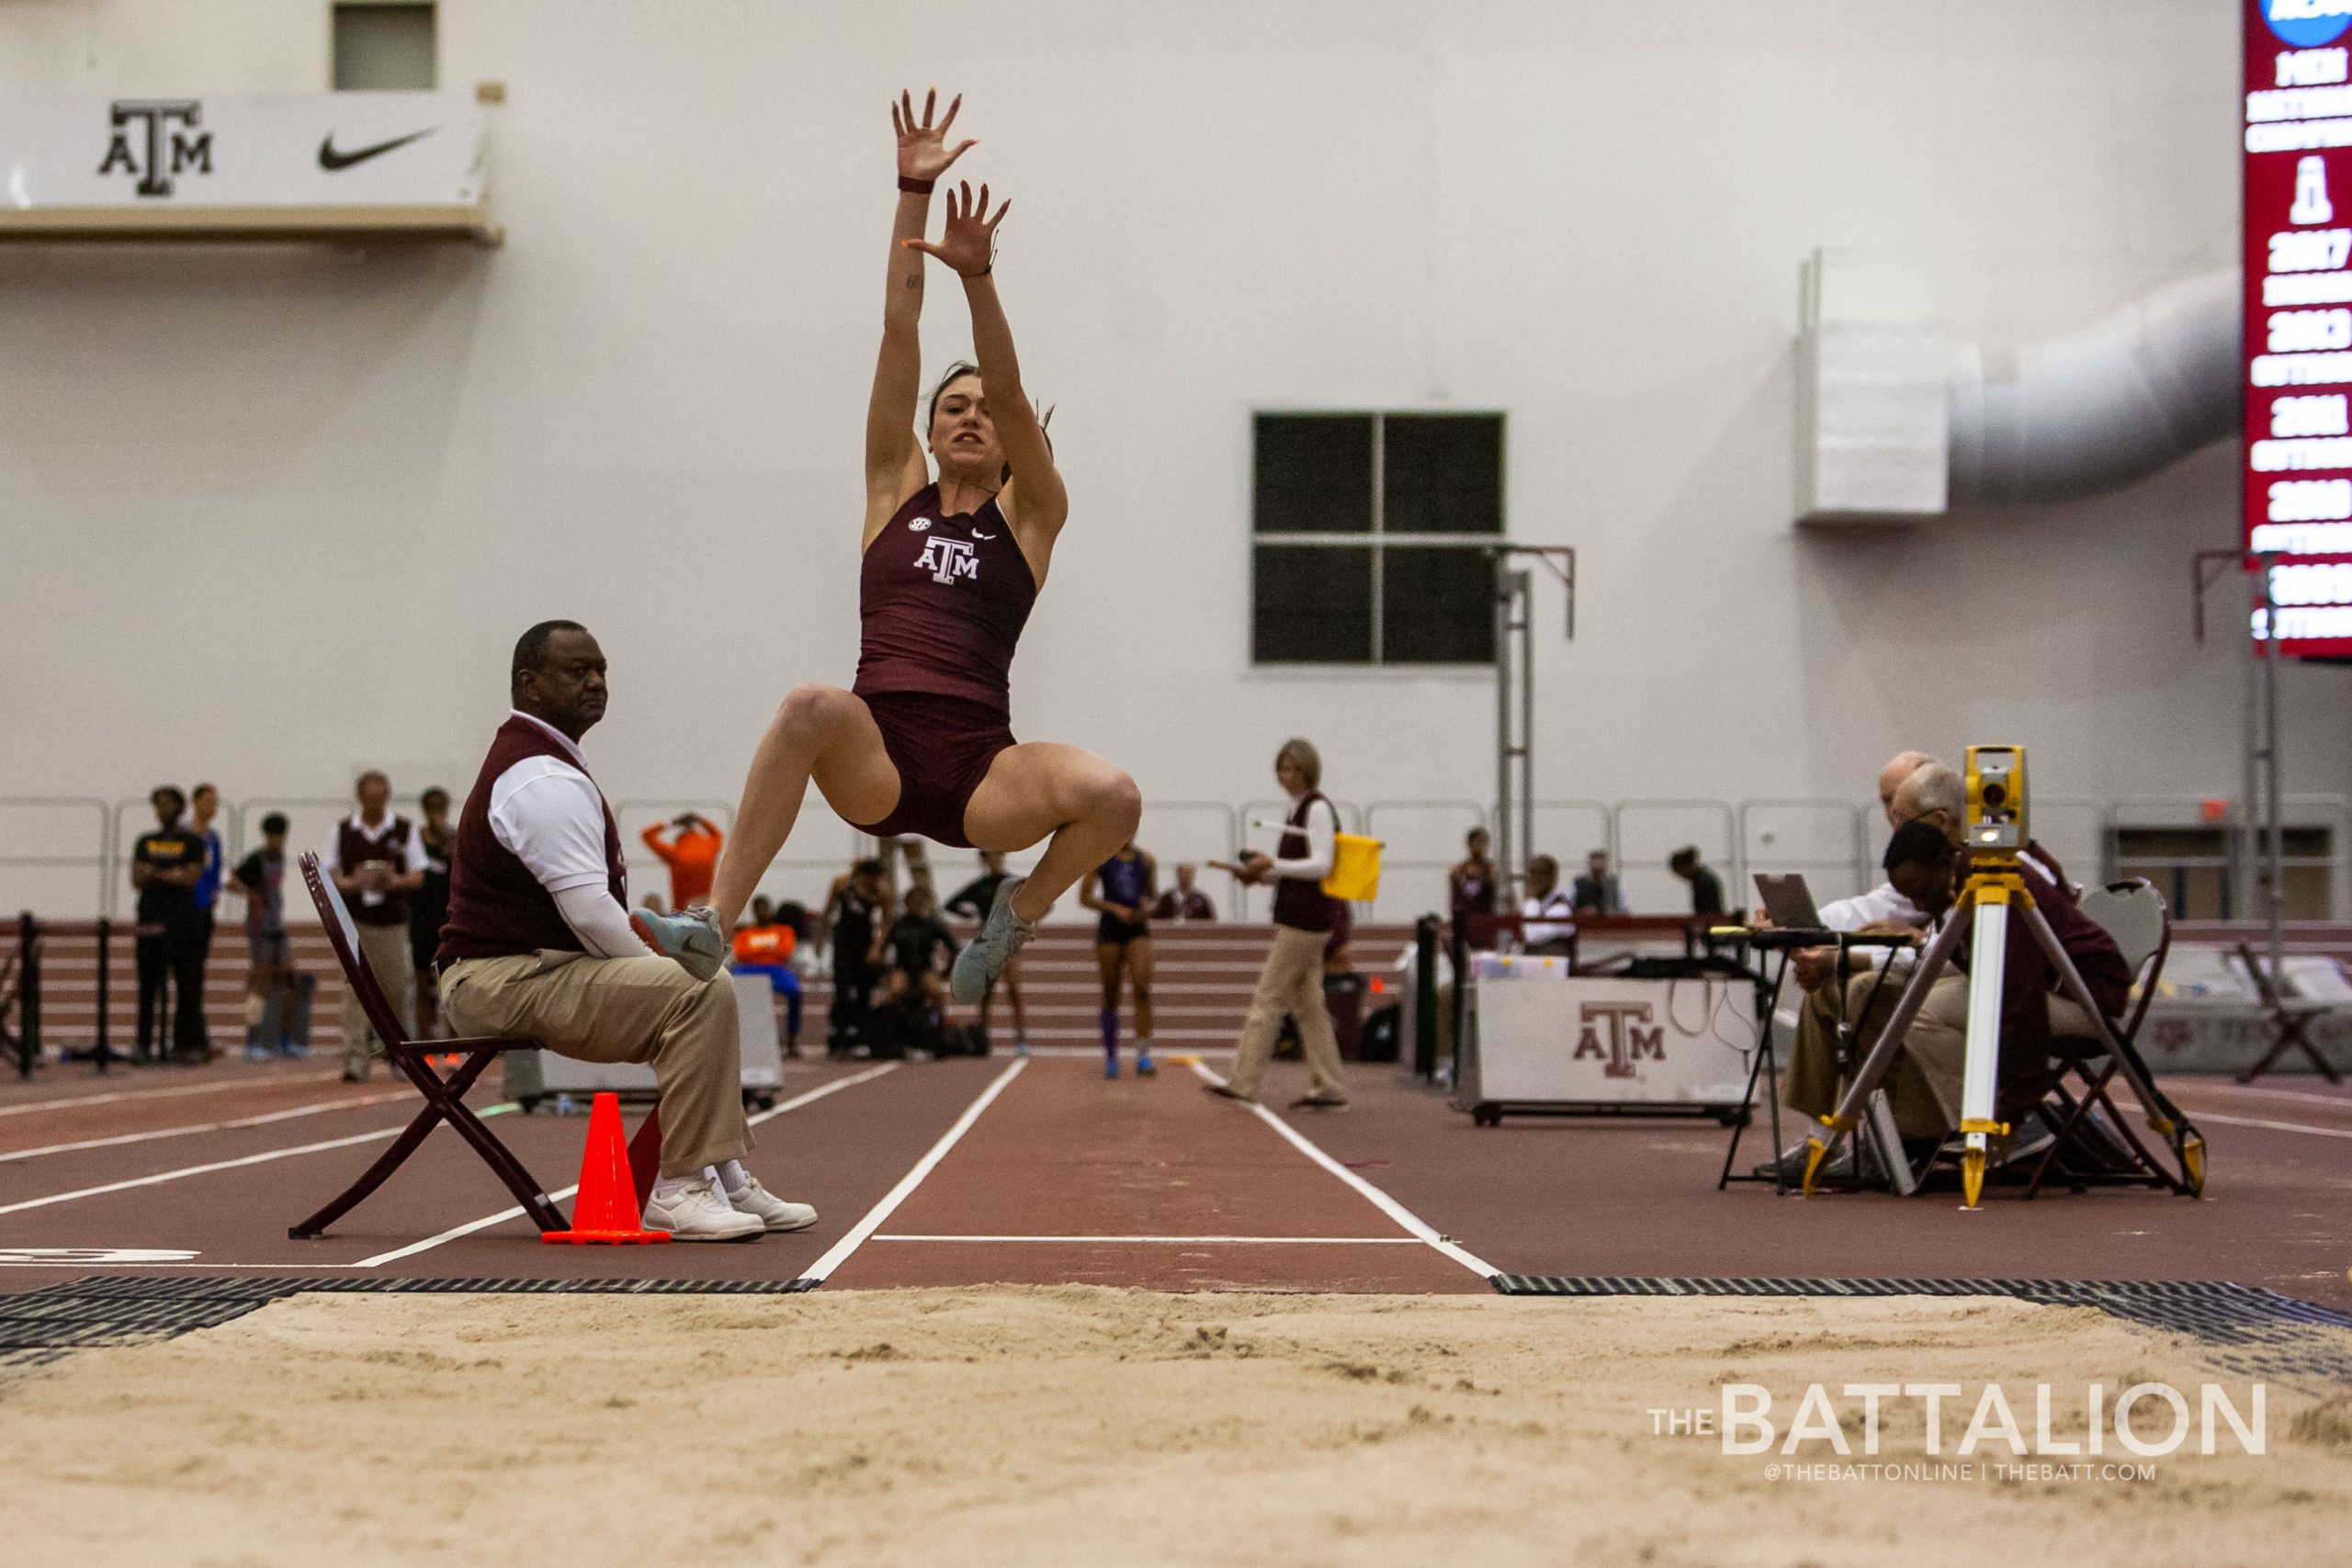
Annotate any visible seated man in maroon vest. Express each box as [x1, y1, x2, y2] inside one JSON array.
[[435, 620, 816, 1243]]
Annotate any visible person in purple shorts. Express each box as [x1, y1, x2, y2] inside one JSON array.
[[637, 90, 1138, 1004]]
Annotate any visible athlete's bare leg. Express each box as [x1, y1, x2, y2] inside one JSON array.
[[1128, 938, 1156, 1041], [707, 685, 902, 931], [963, 743, 1142, 923]]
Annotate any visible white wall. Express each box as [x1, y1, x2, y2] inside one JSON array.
[[3, 0, 2345, 915]]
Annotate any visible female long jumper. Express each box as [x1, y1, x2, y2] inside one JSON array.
[[635, 90, 1140, 1003]]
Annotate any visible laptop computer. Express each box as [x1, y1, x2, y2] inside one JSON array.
[[1752, 873, 1825, 930]]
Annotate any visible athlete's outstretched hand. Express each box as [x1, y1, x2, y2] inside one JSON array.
[[903, 181, 1009, 278], [893, 88, 975, 183]]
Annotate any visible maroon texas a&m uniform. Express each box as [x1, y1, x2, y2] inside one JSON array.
[[850, 483, 1038, 847]]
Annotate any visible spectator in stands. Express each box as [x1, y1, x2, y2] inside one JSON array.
[[641, 813, 724, 913], [187, 784, 224, 1032], [323, 771, 426, 1082], [882, 884, 958, 1014], [826, 858, 890, 1055], [732, 894, 805, 1056], [229, 812, 297, 1058], [1521, 854, 1577, 957], [946, 850, 1031, 1052], [411, 786, 456, 1041], [1572, 849, 1627, 915], [1152, 862, 1216, 922], [1668, 845, 1725, 917], [130, 785, 209, 1064], [1449, 828, 1499, 921]]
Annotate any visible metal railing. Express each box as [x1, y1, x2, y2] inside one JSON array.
[[15, 788, 2350, 925]]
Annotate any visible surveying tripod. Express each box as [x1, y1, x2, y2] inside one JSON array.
[[1802, 747, 2207, 1210]]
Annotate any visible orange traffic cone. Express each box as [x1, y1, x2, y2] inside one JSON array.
[[542, 1091, 671, 1246]]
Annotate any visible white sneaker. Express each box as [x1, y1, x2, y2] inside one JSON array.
[[643, 1177, 765, 1242], [728, 1177, 818, 1234]]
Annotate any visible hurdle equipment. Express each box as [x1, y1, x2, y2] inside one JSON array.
[[288, 852, 646, 1240], [1802, 748, 2206, 1208], [542, 1092, 670, 1246]]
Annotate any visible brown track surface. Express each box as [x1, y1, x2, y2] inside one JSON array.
[[826, 1057, 1481, 1293], [2, 1042, 2348, 1307]]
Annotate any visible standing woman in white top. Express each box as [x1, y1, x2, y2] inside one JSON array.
[[1206, 739, 1349, 1109]]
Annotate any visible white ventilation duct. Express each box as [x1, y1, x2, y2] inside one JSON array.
[[1946, 268, 2241, 507]]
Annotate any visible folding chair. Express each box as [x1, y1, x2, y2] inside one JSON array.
[[288, 852, 662, 1239], [2022, 880, 2194, 1197], [2233, 940, 2345, 1085]]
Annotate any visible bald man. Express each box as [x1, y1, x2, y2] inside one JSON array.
[[1814, 750, 1934, 932]]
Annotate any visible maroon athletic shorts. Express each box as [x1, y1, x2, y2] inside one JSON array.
[[852, 689, 1017, 849]]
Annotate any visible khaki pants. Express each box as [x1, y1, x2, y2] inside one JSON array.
[[1783, 967, 1960, 1140], [1904, 981, 2095, 1134], [440, 952, 750, 1178], [345, 921, 415, 1072], [1785, 965, 2095, 1139], [1225, 925, 1348, 1102]]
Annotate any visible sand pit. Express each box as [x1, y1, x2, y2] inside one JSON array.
[[7, 1286, 2349, 1566]]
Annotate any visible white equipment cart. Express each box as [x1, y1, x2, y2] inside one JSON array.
[[1452, 953, 1756, 1125]]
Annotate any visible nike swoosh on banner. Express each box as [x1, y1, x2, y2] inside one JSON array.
[[318, 128, 436, 171]]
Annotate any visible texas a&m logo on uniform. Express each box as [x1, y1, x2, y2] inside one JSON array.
[[914, 532, 979, 586]]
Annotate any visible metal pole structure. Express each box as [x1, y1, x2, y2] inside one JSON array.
[[2256, 554, 2287, 987], [1494, 567, 1533, 905], [1487, 546, 1575, 911], [2240, 567, 2261, 924]]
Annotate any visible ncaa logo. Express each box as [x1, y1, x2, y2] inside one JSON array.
[[2267, 0, 2352, 47]]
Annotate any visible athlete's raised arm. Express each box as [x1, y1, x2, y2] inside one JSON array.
[[906, 182, 1069, 543], [867, 89, 973, 540]]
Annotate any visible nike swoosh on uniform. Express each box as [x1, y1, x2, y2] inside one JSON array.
[[318, 128, 435, 171], [972, 530, 998, 538]]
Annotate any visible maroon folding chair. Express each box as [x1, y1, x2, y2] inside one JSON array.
[[289, 852, 662, 1239]]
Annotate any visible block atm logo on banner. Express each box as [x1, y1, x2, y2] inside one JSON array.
[[2266, 0, 2352, 48], [96, 100, 212, 197], [1573, 1001, 1665, 1079]]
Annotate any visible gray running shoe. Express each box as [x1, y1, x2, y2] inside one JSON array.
[[951, 875, 1036, 1004], [631, 904, 727, 981]]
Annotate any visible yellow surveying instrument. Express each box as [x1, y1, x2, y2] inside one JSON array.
[[1802, 745, 2207, 1209]]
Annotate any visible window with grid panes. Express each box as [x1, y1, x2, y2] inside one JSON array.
[[1250, 412, 1504, 665]]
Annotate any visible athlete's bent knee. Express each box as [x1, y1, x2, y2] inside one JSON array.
[[775, 683, 860, 744], [1082, 767, 1143, 837]]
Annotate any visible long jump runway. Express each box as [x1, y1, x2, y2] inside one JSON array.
[[0, 1055, 1487, 1293]]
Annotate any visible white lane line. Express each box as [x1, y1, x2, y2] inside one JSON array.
[[2120, 1100, 2352, 1142], [351, 1063, 902, 1269], [1189, 1061, 1498, 1280], [799, 1058, 1025, 1285], [0, 1071, 346, 1118], [0, 1127, 404, 1216], [871, 1234, 1421, 1245], [2172, 1083, 2352, 1111], [0, 1092, 411, 1164]]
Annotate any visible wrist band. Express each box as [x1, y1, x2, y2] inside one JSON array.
[[898, 175, 934, 195]]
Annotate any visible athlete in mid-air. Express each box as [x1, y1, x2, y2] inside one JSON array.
[[635, 89, 1138, 1000]]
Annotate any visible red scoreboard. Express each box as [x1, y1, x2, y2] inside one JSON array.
[[2245, 1, 2352, 656]]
